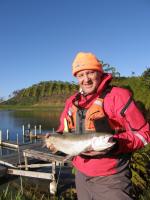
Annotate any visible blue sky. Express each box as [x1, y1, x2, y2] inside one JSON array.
[[0, 0, 150, 99]]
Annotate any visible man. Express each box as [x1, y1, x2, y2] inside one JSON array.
[[47, 52, 150, 200]]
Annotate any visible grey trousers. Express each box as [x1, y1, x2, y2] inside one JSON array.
[[75, 170, 134, 200]]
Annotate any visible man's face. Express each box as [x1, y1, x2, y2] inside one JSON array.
[[76, 70, 102, 95]]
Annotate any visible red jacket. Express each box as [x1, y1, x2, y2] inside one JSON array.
[[57, 74, 150, 176]]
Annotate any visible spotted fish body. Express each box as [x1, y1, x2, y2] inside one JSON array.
[[44, 132, 115, 156]]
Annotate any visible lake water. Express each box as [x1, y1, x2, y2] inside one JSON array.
[[0, 109, 62, 155], [0, 109, 76, 199]]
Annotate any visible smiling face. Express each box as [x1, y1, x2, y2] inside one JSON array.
[[76, 69, 102, 95]]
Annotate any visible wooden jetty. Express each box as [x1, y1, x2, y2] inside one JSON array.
[[0, 140, 70, 194], [0, 124, 68, 194]]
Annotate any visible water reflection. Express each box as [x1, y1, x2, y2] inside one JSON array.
[[0, 109, 62, 142]]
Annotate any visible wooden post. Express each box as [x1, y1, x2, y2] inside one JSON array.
[[51, 161, 57, 194], [24, 156, 28, 170], [27, 123, 31, 133], [22, 136, 25, 144], [22, 125, 25, 144], [30, 137, 33, 143], [22, 125, 25, 136], [0, 130, 2, 145], [39, 125, 41, 134], [52, 161, 56, 177], [34, 126, 37, 137], [16, 133, 19, 144], [6, 129, 9, 140], [0, 149, 2, 157], [28, 123, 30, 129]]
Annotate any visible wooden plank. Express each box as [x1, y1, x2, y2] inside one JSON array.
[[24, 153, 28, 170], [23, 149, 67, 163], [0, 142, 44, 166], [19, 141, 43, 150], [7, 168, 54, 180], [18, 163, 52, 169], [1, 141, 19, 149], [0, 160, 17, 168]]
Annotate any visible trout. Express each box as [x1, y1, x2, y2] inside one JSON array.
[[44, 132, 115, 156]]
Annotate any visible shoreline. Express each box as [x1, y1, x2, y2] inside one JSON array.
[[0, 104, 64, 111]]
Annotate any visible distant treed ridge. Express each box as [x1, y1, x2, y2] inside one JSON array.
[[2, 68, 150, 113], [4, 81, 79, 105]]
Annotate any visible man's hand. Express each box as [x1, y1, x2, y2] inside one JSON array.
[[45, 133, 58, 153], [81, 144, 113, 157], [81, 150, 107, 157]]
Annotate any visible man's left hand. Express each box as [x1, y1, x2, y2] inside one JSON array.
[[81, 150, 107, 157]]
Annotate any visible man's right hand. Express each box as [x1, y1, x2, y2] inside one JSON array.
[[45, 133, 58, 153]]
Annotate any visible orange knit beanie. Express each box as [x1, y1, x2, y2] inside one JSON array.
[[72, 52, 103, 76]]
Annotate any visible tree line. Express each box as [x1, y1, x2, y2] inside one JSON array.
[[3, 81, 79, 105], [2, 68, 150, 111]]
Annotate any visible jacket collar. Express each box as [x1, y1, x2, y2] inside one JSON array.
[[73, 73, 112, 109]]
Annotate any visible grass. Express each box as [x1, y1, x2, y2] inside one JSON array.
[[0, 184, 77, 200], [1, 184, 150, 200], [0, 104, 64, 111]]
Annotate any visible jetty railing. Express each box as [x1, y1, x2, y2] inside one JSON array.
[[0, 124, 56, 149]]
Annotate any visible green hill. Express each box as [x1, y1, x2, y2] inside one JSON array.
[[1, 81, 79, 106], [1, 71, 150, 116]]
